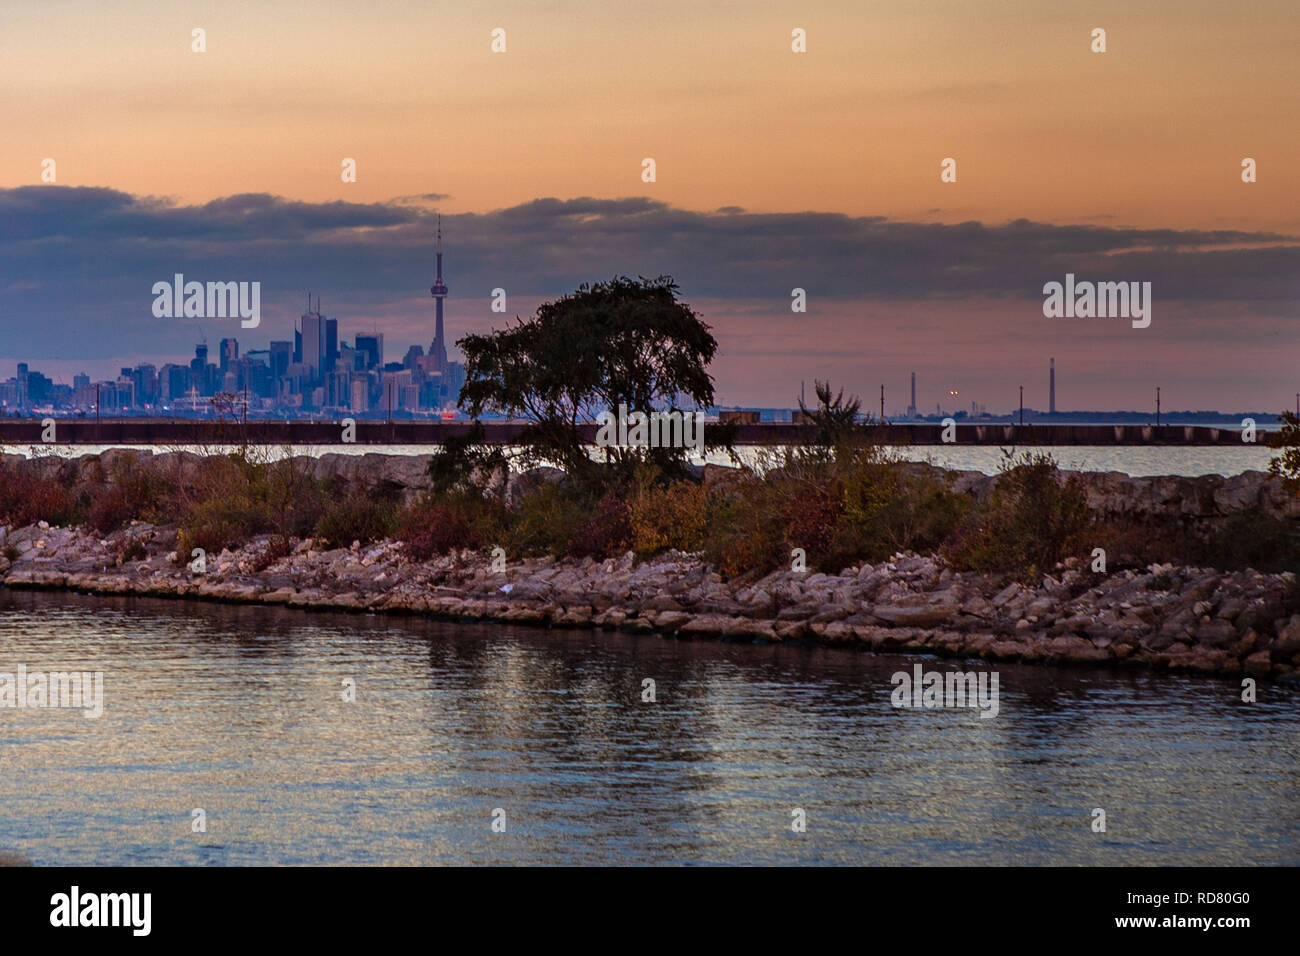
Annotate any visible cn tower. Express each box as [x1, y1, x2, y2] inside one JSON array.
[[430, 215, 449, 373]]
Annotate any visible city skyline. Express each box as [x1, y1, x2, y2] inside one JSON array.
[[1, 341, 1286, 422], [2, 229, 468, 417]]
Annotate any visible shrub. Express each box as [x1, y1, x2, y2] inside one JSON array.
[[86, 457, 164, 533], [780, 479, 842, 558], [0, 466, 81, 527], [829, 465, 970, 568], [507, 481, 588, 557], [313, 490, 400, 548], [696, 442, 970, 577], [255, 456, 331, 538], [701, 476, 784, 575], [943, 452, 1092, 581], [627, 475, 708, 556], [399, 499, 480, 561], [248, 533, 294, 573], [1268, 410, 1300, 494], [1087, 515, 1206, 571], [177, 496, 260, 555], [113, 538, 148, 565], [566, 488, 633, 558], [1203, 508, 1300, 573], [173, 452, 329, 552]]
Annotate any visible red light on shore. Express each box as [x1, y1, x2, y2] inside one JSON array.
[[440, 410, 455, 420]]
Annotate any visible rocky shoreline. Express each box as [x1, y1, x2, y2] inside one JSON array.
[[2, 519, 1297, 679], [7, 449, 1300, 523]]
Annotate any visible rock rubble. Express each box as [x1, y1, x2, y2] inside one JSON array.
[[2, 520, 1296, 678]]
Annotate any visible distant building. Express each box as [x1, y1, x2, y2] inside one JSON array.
[[269, 341, 292, 380], [160, 364, 189, 404], [355, 333, 383, 371], [301, 297, 326, 377], [132, 364, 158, 407], [325, 318, 338, 371], [219, 338, 238, 373]]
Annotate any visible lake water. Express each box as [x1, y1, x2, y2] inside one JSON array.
[[1, 591, 1295, 866], [1, 442, 1278, 477]]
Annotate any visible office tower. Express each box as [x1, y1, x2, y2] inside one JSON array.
[[355, 333, 383, 371], [326, 318, 338, 370], [219, 338, 238, 373], [301, 295, 326, 377], [350, 378, 368, 413], [269, 341, 292, 380], [161, 364, 188, 403], [339, 343, 360, 373], [115, 370, 135, 408], [132, 364, 158, 407]]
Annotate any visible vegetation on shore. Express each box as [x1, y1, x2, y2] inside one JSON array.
[[2, 399, 1298, 583], [3, 277, 1299, 582]]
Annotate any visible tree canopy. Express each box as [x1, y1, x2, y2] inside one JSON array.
[[456, 275, 726, 481]]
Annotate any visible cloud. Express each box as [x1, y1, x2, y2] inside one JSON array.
[[391, 193, 453, 206], [1, 185, 1297, 374]]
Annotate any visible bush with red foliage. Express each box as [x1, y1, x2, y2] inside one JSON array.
[[399, 502, 479, 561], [0, 467, 81, 528], [566, 489, 632, 558]]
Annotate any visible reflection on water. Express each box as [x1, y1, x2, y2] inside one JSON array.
[[2, 442, 1276, 477], [0, 591, 1296, 865]]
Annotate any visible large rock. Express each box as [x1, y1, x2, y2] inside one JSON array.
[[871, 603, 959, 627], [1271, 615, 1300, 657]]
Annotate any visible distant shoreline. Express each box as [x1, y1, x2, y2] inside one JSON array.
[[0, 418, 1283, 446]]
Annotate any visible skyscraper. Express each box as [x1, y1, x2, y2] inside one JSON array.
[[325, 318, 339, 371], [430, 215, 449, 374], [269, 341, 292, 380], [301, 295, 326, 377], [355, 333, 383, 371]]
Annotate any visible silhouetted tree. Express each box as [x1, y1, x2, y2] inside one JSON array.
[[456, 275, 727, 483]]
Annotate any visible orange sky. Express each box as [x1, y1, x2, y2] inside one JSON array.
[[3, 0, 1297, 231]]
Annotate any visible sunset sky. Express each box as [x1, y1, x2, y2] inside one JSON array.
[[2, 0, 1297, 412]]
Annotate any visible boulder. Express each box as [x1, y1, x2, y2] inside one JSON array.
[[871, 603, 959, 627]]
